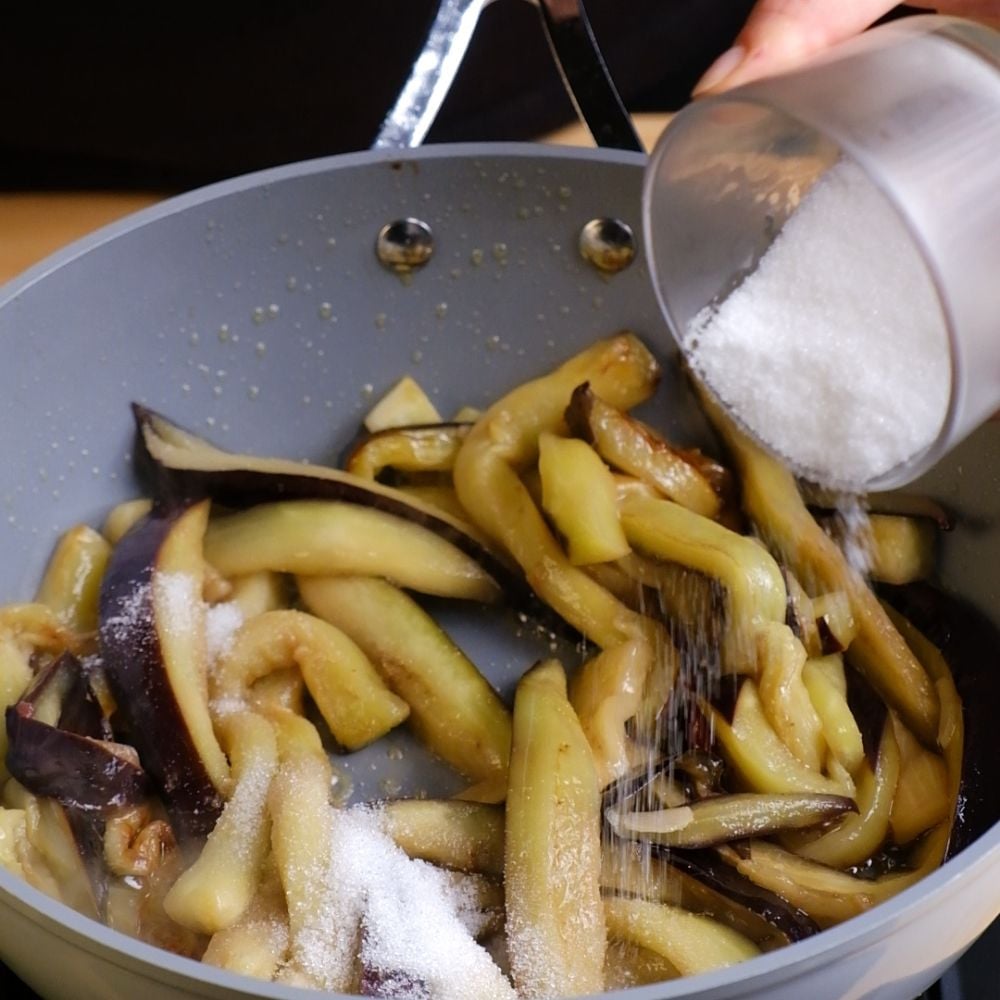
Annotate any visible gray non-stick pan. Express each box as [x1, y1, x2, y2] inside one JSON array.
[[0, 2, 998, 998]]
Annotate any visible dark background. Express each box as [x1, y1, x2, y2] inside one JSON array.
[[0, 0, 758, 190]]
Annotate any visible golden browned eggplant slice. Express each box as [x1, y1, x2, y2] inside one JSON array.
[[212, 609, 409, 752], [163, 712, 278, 934], [537, 432, 630, 566], [345, 422, 471, 480], [566, 382, 722, 519], [618, 492, 787, 673], [34, 524, 111, 634], [298, 575, 511, 788]]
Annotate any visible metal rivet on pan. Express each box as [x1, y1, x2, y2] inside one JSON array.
[[578, 217, 636, 273], [376, 218, 435, 272]]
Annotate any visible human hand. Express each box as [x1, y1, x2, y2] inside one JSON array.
[[693, 0, 1000, 96]]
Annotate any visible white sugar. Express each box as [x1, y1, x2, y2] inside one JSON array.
[[685, 158, 950, 489], [100, 580, 152, 644], [290, 806, 514, 1000], [154, 571, 200, 638], [205, 601, 244, 661]]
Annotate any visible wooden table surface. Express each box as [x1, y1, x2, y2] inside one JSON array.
[[0, 115, 672, 287]]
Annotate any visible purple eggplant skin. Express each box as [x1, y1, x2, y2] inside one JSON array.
[[98, 503, 223, 845], [5, 653, 149, 814], [359, 965, 430, 999], [661, 846, 819, 945], [4, 652, 137, 920], [131, 404, 518, 593]]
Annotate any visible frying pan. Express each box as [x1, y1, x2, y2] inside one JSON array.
[[1, 3, 998, 998]]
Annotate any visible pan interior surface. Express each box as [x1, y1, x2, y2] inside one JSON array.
[[0, 143, 997, 1000]]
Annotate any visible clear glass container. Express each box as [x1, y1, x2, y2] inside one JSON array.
[[643, 16, 1000, 490]]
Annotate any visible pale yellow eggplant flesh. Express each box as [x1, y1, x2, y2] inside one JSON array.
[[537, 432, 631, 566], [618, 492, 787, 676], [204, 500, 500, 604], [211, 609, 410, 752], [378, 799, 505, 876], [505, 659, 606, 999], [34, 524, 111, 635], [602, 896, 760, 977], [599, 844, 815, 951]]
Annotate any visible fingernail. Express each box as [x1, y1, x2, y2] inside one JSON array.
[[692, 45, 746, 96]]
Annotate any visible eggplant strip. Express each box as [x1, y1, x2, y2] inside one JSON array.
[[791, 717, 899, 868], [538, 432, 631, 566], [570, 639, 652, 788], [345, 422, 471, 480], [505, 660, 605, 999], [204, 500, 500, 604], [600, 844, 819, 948], [709, 680, 855, 797], [719, 840, 922, 928], [604, 939, 680, 989], [603, 896, 760, 976], [566, 382, 722, 519], [700, 392, 940, 745], [378, 800, 505, 876], [801, 656, 865, 775], [164, 712, 278, 935], [34, 524, 111, 634], [211, 609, 409, 752], [268, 753, 357, 991], [297, 575, 511, 788], [453, 333, 666, 650], [132, 404, 526, 606], [618, 492, 786, 673], [756, 622, 826, 772], [607, 791, 856, 849], [99, 501, 230, 842], [201, 868, 290, 981]]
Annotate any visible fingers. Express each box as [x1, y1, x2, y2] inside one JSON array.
[[693, 0, 902, 96]]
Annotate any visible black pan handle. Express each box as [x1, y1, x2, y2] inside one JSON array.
[[535, 0, 644, 152], [373, 0, 642, 152]]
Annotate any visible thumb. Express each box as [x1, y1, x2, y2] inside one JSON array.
[[693, 0, 901, 96]]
